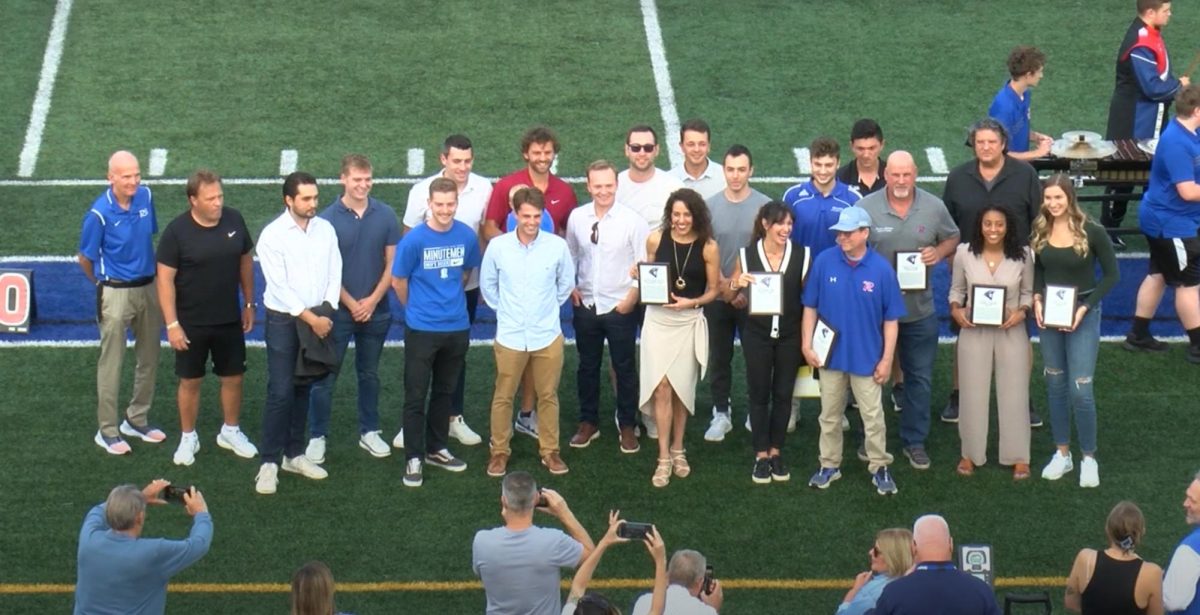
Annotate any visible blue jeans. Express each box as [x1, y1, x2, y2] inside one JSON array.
[[898, 313, 938, 448], [573, 305, 639, 428], [307, 308, 390, 437], [263, 310, 311, 464], [1039, 305, 1101, 453]]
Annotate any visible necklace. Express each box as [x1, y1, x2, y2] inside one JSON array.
[[673, 236, 695, 290]]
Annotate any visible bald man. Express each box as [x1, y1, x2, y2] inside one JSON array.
[[873, 514, 1000, 614], [857, 152, 959, 471], [79, 151, 166, 456]]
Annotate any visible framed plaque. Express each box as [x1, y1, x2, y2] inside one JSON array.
[[638, 263, 670, 305], [970, 285, 1006, 327], [894, 251, 928, 291], [749, 272, 783, 316], [812, 316, 838, 367], [1043, 284, 1078, 329]]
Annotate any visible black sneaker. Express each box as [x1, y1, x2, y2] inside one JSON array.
[[1189, 345, 1200, 364], [890, 383, 905, 413], [1029, 410, 1044, 428], [1109, 233, 1127, 251], [1123, 333, 1169, 353], [940, 392, 960, 423], [425, 449, 467, 472], [769, 455, 791, 482], [752, 458, 772, 484], [857, 443, 869, 462]]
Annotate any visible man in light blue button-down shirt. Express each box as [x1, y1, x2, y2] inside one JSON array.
[[481, 187, 575, 477]]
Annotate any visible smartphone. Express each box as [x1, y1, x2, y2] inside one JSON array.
[[616, 521, 653, 540], [162, 485, 192, 504], [536, 488, 549, 508], [702, 565, 715, 595]]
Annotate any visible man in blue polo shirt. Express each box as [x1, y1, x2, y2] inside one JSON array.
[[78, 151, 165, 456], [802, 206, 905, 495], [873, 514, 1000, 615], [393, 177, 481, 487], [1124, 84, 1200, 362], [784, 136, 861, 257], [988, 45, 1053, 161], [306, 154, 401, 464]]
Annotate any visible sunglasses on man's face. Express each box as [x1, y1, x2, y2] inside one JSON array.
[[627, 143, 656, 153]]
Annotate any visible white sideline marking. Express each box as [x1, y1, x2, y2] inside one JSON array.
[[793, 148, 811, 175], [147, 149, 168, 177], [639, 0, 682, 169], [278, 150, 298, 175], [925, 147, 948, 174], [17, 0, 74, 177], [406, 148, 424, 176]]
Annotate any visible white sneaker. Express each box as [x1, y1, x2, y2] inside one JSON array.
[[449, 415, 482, 446], [788, 399, 800, 433], [173, 433, 200, 466], [1079, 456, 1099, 488], [704, 411, 733, 442], [282, 455, 328, 480], [392, 429, 405, 449], [1040, 451, 1074, 480], [514, 411, 539, 439], [841, 415, 850, 431], [359, 431, 391, 458], [217, 427, 258, 459], [305, 436, 326, 463], [643, 413, 658, 439], [255, 463, 278, 495]]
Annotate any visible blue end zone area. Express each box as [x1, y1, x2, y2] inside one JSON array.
[[0, 257, 1185, 344]]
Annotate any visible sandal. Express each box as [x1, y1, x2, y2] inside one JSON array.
[[670, 449, 691, 478], [956, 458, 975, 476], [652, 457, 672, 488], [1013, 463, 1031, 481]]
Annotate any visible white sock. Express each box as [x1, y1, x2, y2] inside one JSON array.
[[221, 424, 239, 434], [182, 430, 197, 440]]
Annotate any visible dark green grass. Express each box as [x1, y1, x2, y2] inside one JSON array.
[[1, 343, 1195, 613]]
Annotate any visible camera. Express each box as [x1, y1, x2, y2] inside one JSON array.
[[616, 521, 653, 540], [702, 565, 715, 595], [162, 485, 194, 504]]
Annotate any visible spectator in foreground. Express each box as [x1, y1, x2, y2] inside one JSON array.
[[473, 471, 595, 615], [74, 481, 211, 615], [835, 527, 914, 615], [291, 560, 353, 615], [1064, 501, 1163, 614], [872, 514, 1000, 615], [631, 548, 722, 614], [1164, 472, 1200, 613], [562, 511, 667, 615]]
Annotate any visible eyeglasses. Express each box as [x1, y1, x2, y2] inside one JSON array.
[[627, 143, 656, 153], [590, 221, 600, 244]]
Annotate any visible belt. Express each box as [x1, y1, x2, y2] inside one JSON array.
[[101, 276, 154, 289]]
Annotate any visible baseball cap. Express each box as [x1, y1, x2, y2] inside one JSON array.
[[829, 206, 872, 232]]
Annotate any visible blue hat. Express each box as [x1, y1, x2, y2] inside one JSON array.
[[829, 206, 872, 232]]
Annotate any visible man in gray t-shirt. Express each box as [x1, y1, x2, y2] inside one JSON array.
[[472, 471, 594, 615], [702, 145, 772, 443], [856, 151, 958, 471]]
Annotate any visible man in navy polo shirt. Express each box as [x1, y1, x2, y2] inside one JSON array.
[[78, 151, 165, 456], [784, 136, 861, 257], [801, 206, 905, 495], [873, 514, 1001, 614], [1124, 84, 1200, 361], [392, 177, 481, 487], [305, 154, 401, 464], [988, 46, 1053, 161]]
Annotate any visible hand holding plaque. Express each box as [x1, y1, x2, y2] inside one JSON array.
[[810, 317, 838, 367], [638, 263, 670, 305], [970, 285, 1006, 327], [894, 251, 928, 291], [1042, 284, 1077, 329]]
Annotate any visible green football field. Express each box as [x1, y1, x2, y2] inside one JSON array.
[[3, 1, 1199, 613]]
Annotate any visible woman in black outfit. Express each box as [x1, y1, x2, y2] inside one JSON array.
[[725, 201, 810, 484], [1064, 500, 1164, 615]]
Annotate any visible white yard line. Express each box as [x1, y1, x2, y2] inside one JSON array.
[[639, 0, 682, 169], [793, 148, 811, 175], [147, 149, 168, 177], [925, 147, 948, 174], [406, 148, 424, 176], [278, 149, 298, 175], [0, 175, 963, 187], [17, 0, 75, 177]]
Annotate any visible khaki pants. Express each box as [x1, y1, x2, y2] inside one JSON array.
[[96, 284, 161, 437], [957, 326, 1031, 466], [490, 336, 563, 457], [818, 369, 893, 473]]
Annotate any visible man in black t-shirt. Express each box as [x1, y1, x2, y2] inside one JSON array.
[[156, 170, 259, 467]]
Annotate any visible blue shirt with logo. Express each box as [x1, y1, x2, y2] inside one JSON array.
[[78, 186, 158, 281], [802, 246, 906, 377], [319, 196, 401, 314], [1140, 118, 1200, 239], [989, 80, 1032, 153], [392, 221, 481, 332], [783, 180, 861, 256]]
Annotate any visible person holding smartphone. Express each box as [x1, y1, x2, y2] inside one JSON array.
[[631, 548, 722, 614]]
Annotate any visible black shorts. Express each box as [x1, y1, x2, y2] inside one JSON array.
[[1146, 235, 1200, 287], [175, 322, 247, 378]]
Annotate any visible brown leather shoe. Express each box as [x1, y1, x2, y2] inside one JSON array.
[[486, 453, 509, 477], [541, 452, 569, 475], [568, 423, 599, 448], [618, 426, 640, 454]]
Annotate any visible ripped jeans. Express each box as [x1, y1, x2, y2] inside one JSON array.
[[1038, 305, 1101, 454]]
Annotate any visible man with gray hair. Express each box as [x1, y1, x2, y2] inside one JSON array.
[[1163, 471, 1200, 612], [472, 471, 594, 615], [872, 514, 1000, 614], [74, 481, 212, 614], [631, 548, 723, 613]]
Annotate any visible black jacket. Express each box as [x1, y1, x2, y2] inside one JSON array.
[[294, 302, 339, 384]]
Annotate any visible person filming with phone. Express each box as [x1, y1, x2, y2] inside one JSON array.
[[473, 471, 595, 615], [632, 548, 723, 614], [74, 480, 211, 614]]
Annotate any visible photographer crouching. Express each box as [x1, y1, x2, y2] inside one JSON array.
[[74, 480, 211, 614]]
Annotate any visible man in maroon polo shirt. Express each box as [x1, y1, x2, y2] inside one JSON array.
[[482, 125, 578, 239]]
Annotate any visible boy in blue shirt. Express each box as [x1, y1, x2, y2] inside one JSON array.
[[989, 46, 1052, 161], [783, 137, 861, 256]]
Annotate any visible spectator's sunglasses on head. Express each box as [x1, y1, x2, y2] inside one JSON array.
[[590, 221, 600, 244]]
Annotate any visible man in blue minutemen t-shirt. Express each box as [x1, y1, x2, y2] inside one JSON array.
[[393, 177, 482, 488]]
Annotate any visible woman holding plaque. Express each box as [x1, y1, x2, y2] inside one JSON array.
[[636, 188, 720, 488], [1030, 174, 1119, 488], [726, 201, 810, 484], [948, 205, 1034, 479]]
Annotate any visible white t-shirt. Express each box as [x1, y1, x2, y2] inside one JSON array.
[[404, 171, 492, 289], [616, 168, 684, 231]]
